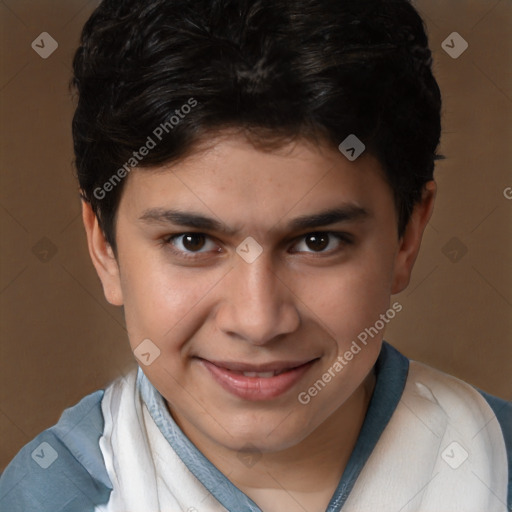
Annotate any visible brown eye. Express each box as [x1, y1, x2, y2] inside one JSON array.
[[304, 233, 330, 252], [291, 231, 352, 254], [164, 232, 220, 259], [181, 233, 206, 251]]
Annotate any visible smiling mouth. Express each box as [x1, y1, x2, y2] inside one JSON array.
[[198, 358, 318, 400], [236, 370, 285, 378]]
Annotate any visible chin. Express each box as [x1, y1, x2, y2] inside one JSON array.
[[215, 412, 315, 453]]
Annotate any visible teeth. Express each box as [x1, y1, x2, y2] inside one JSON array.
[[242, 371, 277, 378]]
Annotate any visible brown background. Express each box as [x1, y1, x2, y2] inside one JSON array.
[[0, 0, 511, 471]]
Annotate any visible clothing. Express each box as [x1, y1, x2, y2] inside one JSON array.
[[1, 343, 511, 511]]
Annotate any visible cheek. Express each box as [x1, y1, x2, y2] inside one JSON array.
[[118, 250, 226, 353], [290, 251, 395, 347], [291, 251, 395, 426]]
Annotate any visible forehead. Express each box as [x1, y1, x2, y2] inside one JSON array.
[[118, 135, 393, 228]]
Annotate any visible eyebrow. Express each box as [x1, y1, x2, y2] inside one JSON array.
[[289, 205, 370, 231], [138, 204, 370, 235]]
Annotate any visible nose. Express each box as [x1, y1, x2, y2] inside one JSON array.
[[215, 255, 300, 345]]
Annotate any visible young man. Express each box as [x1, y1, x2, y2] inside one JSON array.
[[1, 0, 510, 510]]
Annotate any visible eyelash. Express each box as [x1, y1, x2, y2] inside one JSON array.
[[161, 233, 220, 260], [161, 231, 353, 260]]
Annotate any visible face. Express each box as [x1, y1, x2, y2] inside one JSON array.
[[85, 134, 433, 454]]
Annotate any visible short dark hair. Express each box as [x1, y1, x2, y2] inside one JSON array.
[[72, 0, 442, 251]]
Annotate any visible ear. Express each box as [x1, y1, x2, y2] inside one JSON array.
[[391, 181, 436, 294], [81, 198, 124, 306]]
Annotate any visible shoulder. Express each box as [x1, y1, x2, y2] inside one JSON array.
[[407, 360, 511, 511], [477, 389, 512, 512], [477, 389, 512, 441], [0, 390, 112, 512]]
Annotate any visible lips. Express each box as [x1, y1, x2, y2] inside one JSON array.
[[199, 358, 317, 401]]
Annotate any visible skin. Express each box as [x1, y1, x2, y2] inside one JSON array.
[[82, 133, 435, 511]]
